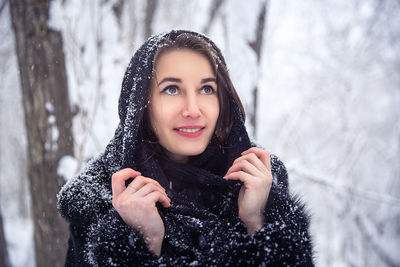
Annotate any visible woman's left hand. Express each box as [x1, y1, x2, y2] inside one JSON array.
[[224, 147, 273, 234]]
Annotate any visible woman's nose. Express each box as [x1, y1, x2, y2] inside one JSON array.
[[182, 94, 201, 119]]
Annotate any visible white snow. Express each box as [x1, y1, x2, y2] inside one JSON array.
[[57, 155, 79, 181], [45, 102, 54, 113], [3, 217, 34, 267]]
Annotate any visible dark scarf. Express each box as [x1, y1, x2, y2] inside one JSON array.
[[159, 142, 236, 209]]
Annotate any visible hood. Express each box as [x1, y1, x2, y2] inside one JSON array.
[[58, 30, 252, 224]]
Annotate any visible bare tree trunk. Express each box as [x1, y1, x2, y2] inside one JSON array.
[[112, 0, 125, 27], [0, 1, 11, 264], [0, 207, 10, 267], [248, 0, 269, 138], [8, 0, 73, 266], [144, 0, 158, 39]]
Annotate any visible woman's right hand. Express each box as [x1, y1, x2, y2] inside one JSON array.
[[111, 168, 171, 256]]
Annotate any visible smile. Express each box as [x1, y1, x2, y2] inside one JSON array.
[[177, 128, 202, 133], [174, 126, 205, 138]]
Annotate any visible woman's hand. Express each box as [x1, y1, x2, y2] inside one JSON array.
[[112, 168, 171, 256], [224, 147, 272, 234]]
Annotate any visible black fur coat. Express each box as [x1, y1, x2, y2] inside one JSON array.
[[57, 30, 314, 266]]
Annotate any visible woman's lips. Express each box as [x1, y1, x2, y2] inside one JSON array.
[[174, 126, 205, 138]]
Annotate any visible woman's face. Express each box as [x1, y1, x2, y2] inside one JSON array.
[[149, 49, 220, 162]]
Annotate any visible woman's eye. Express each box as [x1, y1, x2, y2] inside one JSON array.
[[162, 86, 179, 95], [200, 86, 215, 95]]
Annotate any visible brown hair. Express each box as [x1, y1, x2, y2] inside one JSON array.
[[143, 33, 245, 147]]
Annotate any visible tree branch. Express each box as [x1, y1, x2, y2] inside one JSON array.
[[0, 0, 7, 15], [203, 0, 224, 34], [354, 215, 399, 267], [288, 166, 400, 207]]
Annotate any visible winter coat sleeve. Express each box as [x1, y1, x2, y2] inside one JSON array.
[[58, 156, 160, 266], [63, 201, 163, 267], [222, 155, 314, 266], [75, 209, 160, 266]]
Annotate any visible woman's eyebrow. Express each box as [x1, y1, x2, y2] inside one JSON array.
[[157, 77, 216, 86], [201, 77, 216, 84], [158, 77, 182, 86]]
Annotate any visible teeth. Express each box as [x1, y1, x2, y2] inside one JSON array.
[[177, 128, 202, 133]]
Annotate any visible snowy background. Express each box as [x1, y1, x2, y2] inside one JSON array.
[[1, 0, 400, 266]]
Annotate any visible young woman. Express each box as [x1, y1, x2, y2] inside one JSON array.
[[58, 30, 314, 266]]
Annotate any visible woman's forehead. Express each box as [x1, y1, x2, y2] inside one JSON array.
[[154, 50, 215, 77]]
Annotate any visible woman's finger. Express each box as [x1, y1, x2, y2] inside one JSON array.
[[124, 176, 147, 194], [224, 170, 254, 186], [115, 179, 169, 210], [232, 153, 267, 174], [225, 159, 261, 177], [242, 148, 271, 171], [112, 168, 141, 199], [125, 176, 165, 194], [146, 191, 171, 208], [134, 183, 170, 200]]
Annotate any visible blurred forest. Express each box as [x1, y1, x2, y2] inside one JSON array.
[[0, 0, 399, 266]]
